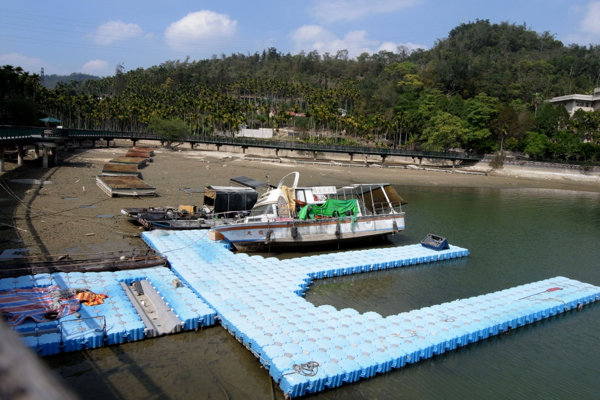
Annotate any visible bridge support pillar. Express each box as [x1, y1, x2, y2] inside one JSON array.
[[0, 148, 4, 172], [91, 140, 95, 148], [34, 144, 40, 159], [132, 139, 137, 147], [242, 146, 247, 154], [381, 155, 387, 164], [275, 149, 279, 157], [349, 153, 354, 162], [452, 159, 456, 172], [313, 151, 317, 160], [17, 144, 24, 165], [42, 147, 49, 168], [63, 141, 69, 151], [106, 140, 110, 148], [36, 143, 57, 168], [419, 157, 423, 166], [216, 145, 221, 152], [78, 140, 83, 148], [189, 142, 195, 149], [17, 144, 23, 165]]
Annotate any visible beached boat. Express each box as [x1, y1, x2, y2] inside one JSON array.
[[210, 172, 406, 252], [122, 186, 259, 230]]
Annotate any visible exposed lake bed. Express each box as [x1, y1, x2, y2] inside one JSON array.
[[2, 142, 599, 399]]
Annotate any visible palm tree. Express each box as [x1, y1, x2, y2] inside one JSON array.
[[532, 92, 544, 116]]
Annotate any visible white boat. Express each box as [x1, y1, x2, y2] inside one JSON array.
[[210, 172, 406, 252]]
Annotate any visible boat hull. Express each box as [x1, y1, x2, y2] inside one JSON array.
[[213, 214, 405, 252]]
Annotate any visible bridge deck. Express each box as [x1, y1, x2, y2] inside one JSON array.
[[1, 125, 482, 162]]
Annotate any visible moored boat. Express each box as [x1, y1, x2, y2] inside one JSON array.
[[210, 172, 406, 252], [122, 186, 259, 230]]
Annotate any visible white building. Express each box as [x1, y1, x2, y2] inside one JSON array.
[[547, 87, 600, 116], [236, 127, 274, 139]]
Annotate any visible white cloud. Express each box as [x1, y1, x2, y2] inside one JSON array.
[[165, 10, 238, 50], [564, 1, 600, 45], [310, 0, 420, 24], [290, 25, 426, 58], [0, 53, 43, 73], [377, 41, 423, 53], [580, 1, 600, 34], [80, 59, 110, 76], [88, 21, 143, 45]]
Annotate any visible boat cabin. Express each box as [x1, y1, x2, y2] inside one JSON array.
[[201, 186, 258, 217], [242, 172, 405, 223]]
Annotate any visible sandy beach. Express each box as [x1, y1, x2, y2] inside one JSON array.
[[1, 140, 598, 257]]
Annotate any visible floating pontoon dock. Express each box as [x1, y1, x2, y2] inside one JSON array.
[[3, 266, 215, 355], [141, 231, 600, 398], [125, 150, 152, 159], [4, 231, 599, 398], [109, 156, 147, 168], [101, 163, 140, 177], [132, 146, 154, 156], [95, 176, 156, 197]]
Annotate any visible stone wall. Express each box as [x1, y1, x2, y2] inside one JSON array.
[[477, 158, 600, 183]]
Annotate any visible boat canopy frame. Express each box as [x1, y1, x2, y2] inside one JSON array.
[[336, 184, 405, 215]]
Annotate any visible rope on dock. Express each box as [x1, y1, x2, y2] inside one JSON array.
[[282, 361, 320, 377], [390, 329, 418, 339]]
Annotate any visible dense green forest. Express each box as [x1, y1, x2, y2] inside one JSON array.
[[2, 20, 600, 163]]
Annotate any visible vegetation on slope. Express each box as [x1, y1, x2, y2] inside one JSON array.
[[2, 20, 600, 163]]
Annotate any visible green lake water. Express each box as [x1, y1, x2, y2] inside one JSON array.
[[46, 185, 600, 400]]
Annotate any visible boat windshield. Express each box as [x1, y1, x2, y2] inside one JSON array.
[[249, 203, 274, 217]]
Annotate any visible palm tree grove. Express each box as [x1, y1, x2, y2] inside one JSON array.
[[2, 20, 600, 164]]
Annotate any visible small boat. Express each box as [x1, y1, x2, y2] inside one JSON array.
[[420, 234, 449, 251], [122, 186, 259, 230], [210, 172, 406, 252]]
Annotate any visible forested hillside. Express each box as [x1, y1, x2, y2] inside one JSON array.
[[2, 20, 600, 163]]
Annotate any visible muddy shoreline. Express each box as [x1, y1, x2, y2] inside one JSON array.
[[1, 140, 598, 256]]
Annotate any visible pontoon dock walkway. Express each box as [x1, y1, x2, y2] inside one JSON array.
[[141, 231, 600, 398], [2, 267, 215, 354], [2, 231, 598, 397]]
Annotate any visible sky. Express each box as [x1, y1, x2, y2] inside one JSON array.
[[1, 0, 600, 77]]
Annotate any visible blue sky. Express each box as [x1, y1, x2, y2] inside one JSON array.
[[1, 0, 600, 77]]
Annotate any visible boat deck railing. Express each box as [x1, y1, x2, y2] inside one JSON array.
[[371, 201, 404, 215]]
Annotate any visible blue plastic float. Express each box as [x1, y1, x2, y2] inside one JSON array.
[[2, 265, 216, 355], [3, 228, 599, 399], [140, 230, 600, 398]]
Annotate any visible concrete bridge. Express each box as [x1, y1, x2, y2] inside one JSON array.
[[0, 125, 483, 171]]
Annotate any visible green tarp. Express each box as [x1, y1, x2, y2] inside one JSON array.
[[298, 199, 360, 222]]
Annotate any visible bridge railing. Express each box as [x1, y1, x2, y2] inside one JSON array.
[[0, 125, 46, 140], [192, 136, 482, 160], [1, 126, 483, 161]]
